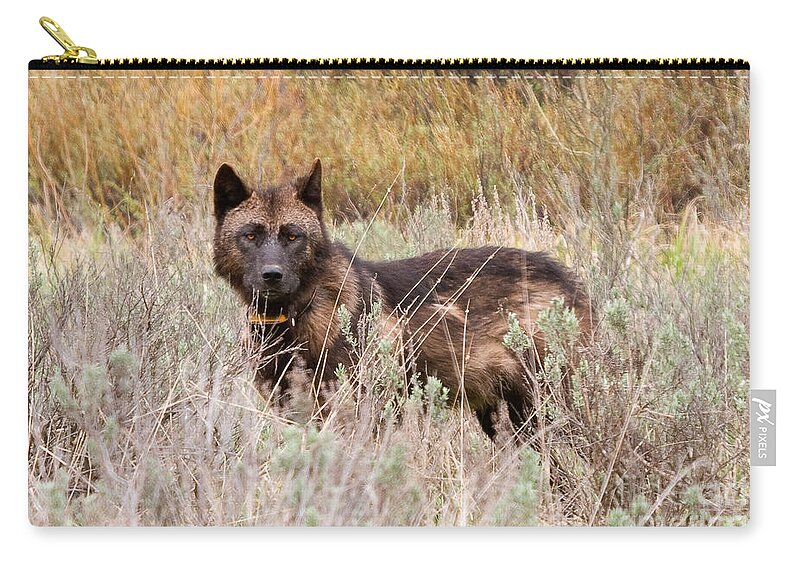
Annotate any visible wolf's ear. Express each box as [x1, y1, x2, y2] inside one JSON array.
[[297, 158, 322, 214], [214, 164, 251, 221]]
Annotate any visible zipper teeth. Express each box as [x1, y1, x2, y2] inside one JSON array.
[[30, 57, 750, 69]]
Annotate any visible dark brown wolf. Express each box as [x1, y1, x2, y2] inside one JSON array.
[[213, 159, 592, 438]]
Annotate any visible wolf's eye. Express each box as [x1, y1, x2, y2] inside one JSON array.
[[245, 232, 256, 241], [287, 234, 297, 242]]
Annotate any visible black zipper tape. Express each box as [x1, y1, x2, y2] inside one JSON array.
[[28, 57, 750, 71]]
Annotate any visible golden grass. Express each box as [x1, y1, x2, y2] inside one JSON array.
[[28, 70, 749, 230]]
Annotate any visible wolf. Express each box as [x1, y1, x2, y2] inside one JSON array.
[[213, 159, 592, 439]]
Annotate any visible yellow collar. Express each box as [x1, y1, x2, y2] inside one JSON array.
[[249, 313, 289, 325]]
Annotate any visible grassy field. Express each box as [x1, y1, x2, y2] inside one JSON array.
[[28, 69, 749, 526]]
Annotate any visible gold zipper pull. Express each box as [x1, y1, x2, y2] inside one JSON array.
[[39, 16, 98, 64]]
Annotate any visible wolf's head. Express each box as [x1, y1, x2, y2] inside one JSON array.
[[213, 159, 330, 314]]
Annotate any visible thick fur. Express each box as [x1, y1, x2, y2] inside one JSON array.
[[213, 160, 591, 438]]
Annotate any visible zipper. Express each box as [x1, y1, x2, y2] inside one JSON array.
[[38, 17, 99, 65], [30, 16, 749, 71]]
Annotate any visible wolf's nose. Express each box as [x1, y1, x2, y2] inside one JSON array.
[[261, 266, 284, 283]]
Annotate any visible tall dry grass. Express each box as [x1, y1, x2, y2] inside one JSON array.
[[28, 69, 749, 526]]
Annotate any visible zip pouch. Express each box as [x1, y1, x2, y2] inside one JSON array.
[[28, 17, 750, 527]]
